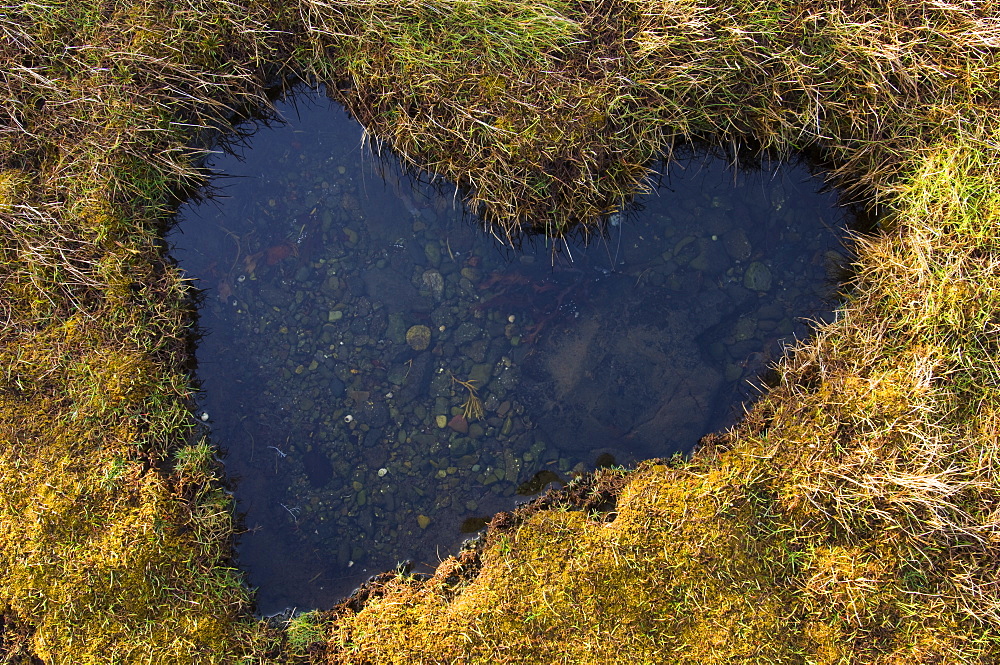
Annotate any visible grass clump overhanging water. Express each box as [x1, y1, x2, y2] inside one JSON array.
[[302, 0, 999, 238], [2, 0, 1000, 662]]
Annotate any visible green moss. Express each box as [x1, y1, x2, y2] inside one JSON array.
[[330, 464, 802, 662]]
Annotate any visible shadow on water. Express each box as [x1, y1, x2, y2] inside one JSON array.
[[169, 86, 855, 614]]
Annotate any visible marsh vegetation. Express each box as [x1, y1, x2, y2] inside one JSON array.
[[1, 0, 998, 662]]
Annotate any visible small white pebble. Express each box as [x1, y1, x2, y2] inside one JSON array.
[[378, 468, 388, 477], [508, 314, 516, 323], [344, 414, 354, 423], [200, 412, 209, 421]]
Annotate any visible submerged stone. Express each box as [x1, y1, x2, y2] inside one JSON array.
[[422, 269, 445, 300], [424, 242, 440, 267], [743, 261, 773, 291], [406, 325, 432, 351], [448, 414, 469, 434], [723, 228, 753, 261]]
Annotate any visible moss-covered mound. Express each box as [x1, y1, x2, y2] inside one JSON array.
[[1, 0, 999, 662]]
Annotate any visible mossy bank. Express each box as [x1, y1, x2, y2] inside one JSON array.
[[2, 0, 999, 662]]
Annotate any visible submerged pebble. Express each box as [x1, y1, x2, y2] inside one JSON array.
[[406, 325, 432, 351], [743, 261, 773, 291], [422, 269, 445, 300]]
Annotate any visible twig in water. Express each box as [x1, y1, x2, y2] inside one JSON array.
[[280, 503, 300, 523], [451, 374, 484, 421]]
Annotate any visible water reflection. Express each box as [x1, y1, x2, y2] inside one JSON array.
[[171, 88, 849, 614]]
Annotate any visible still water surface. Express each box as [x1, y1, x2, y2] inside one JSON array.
[[171, 89, 850, 613]]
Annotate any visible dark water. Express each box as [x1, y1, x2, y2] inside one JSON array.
[[170, 88, 851, 614]]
